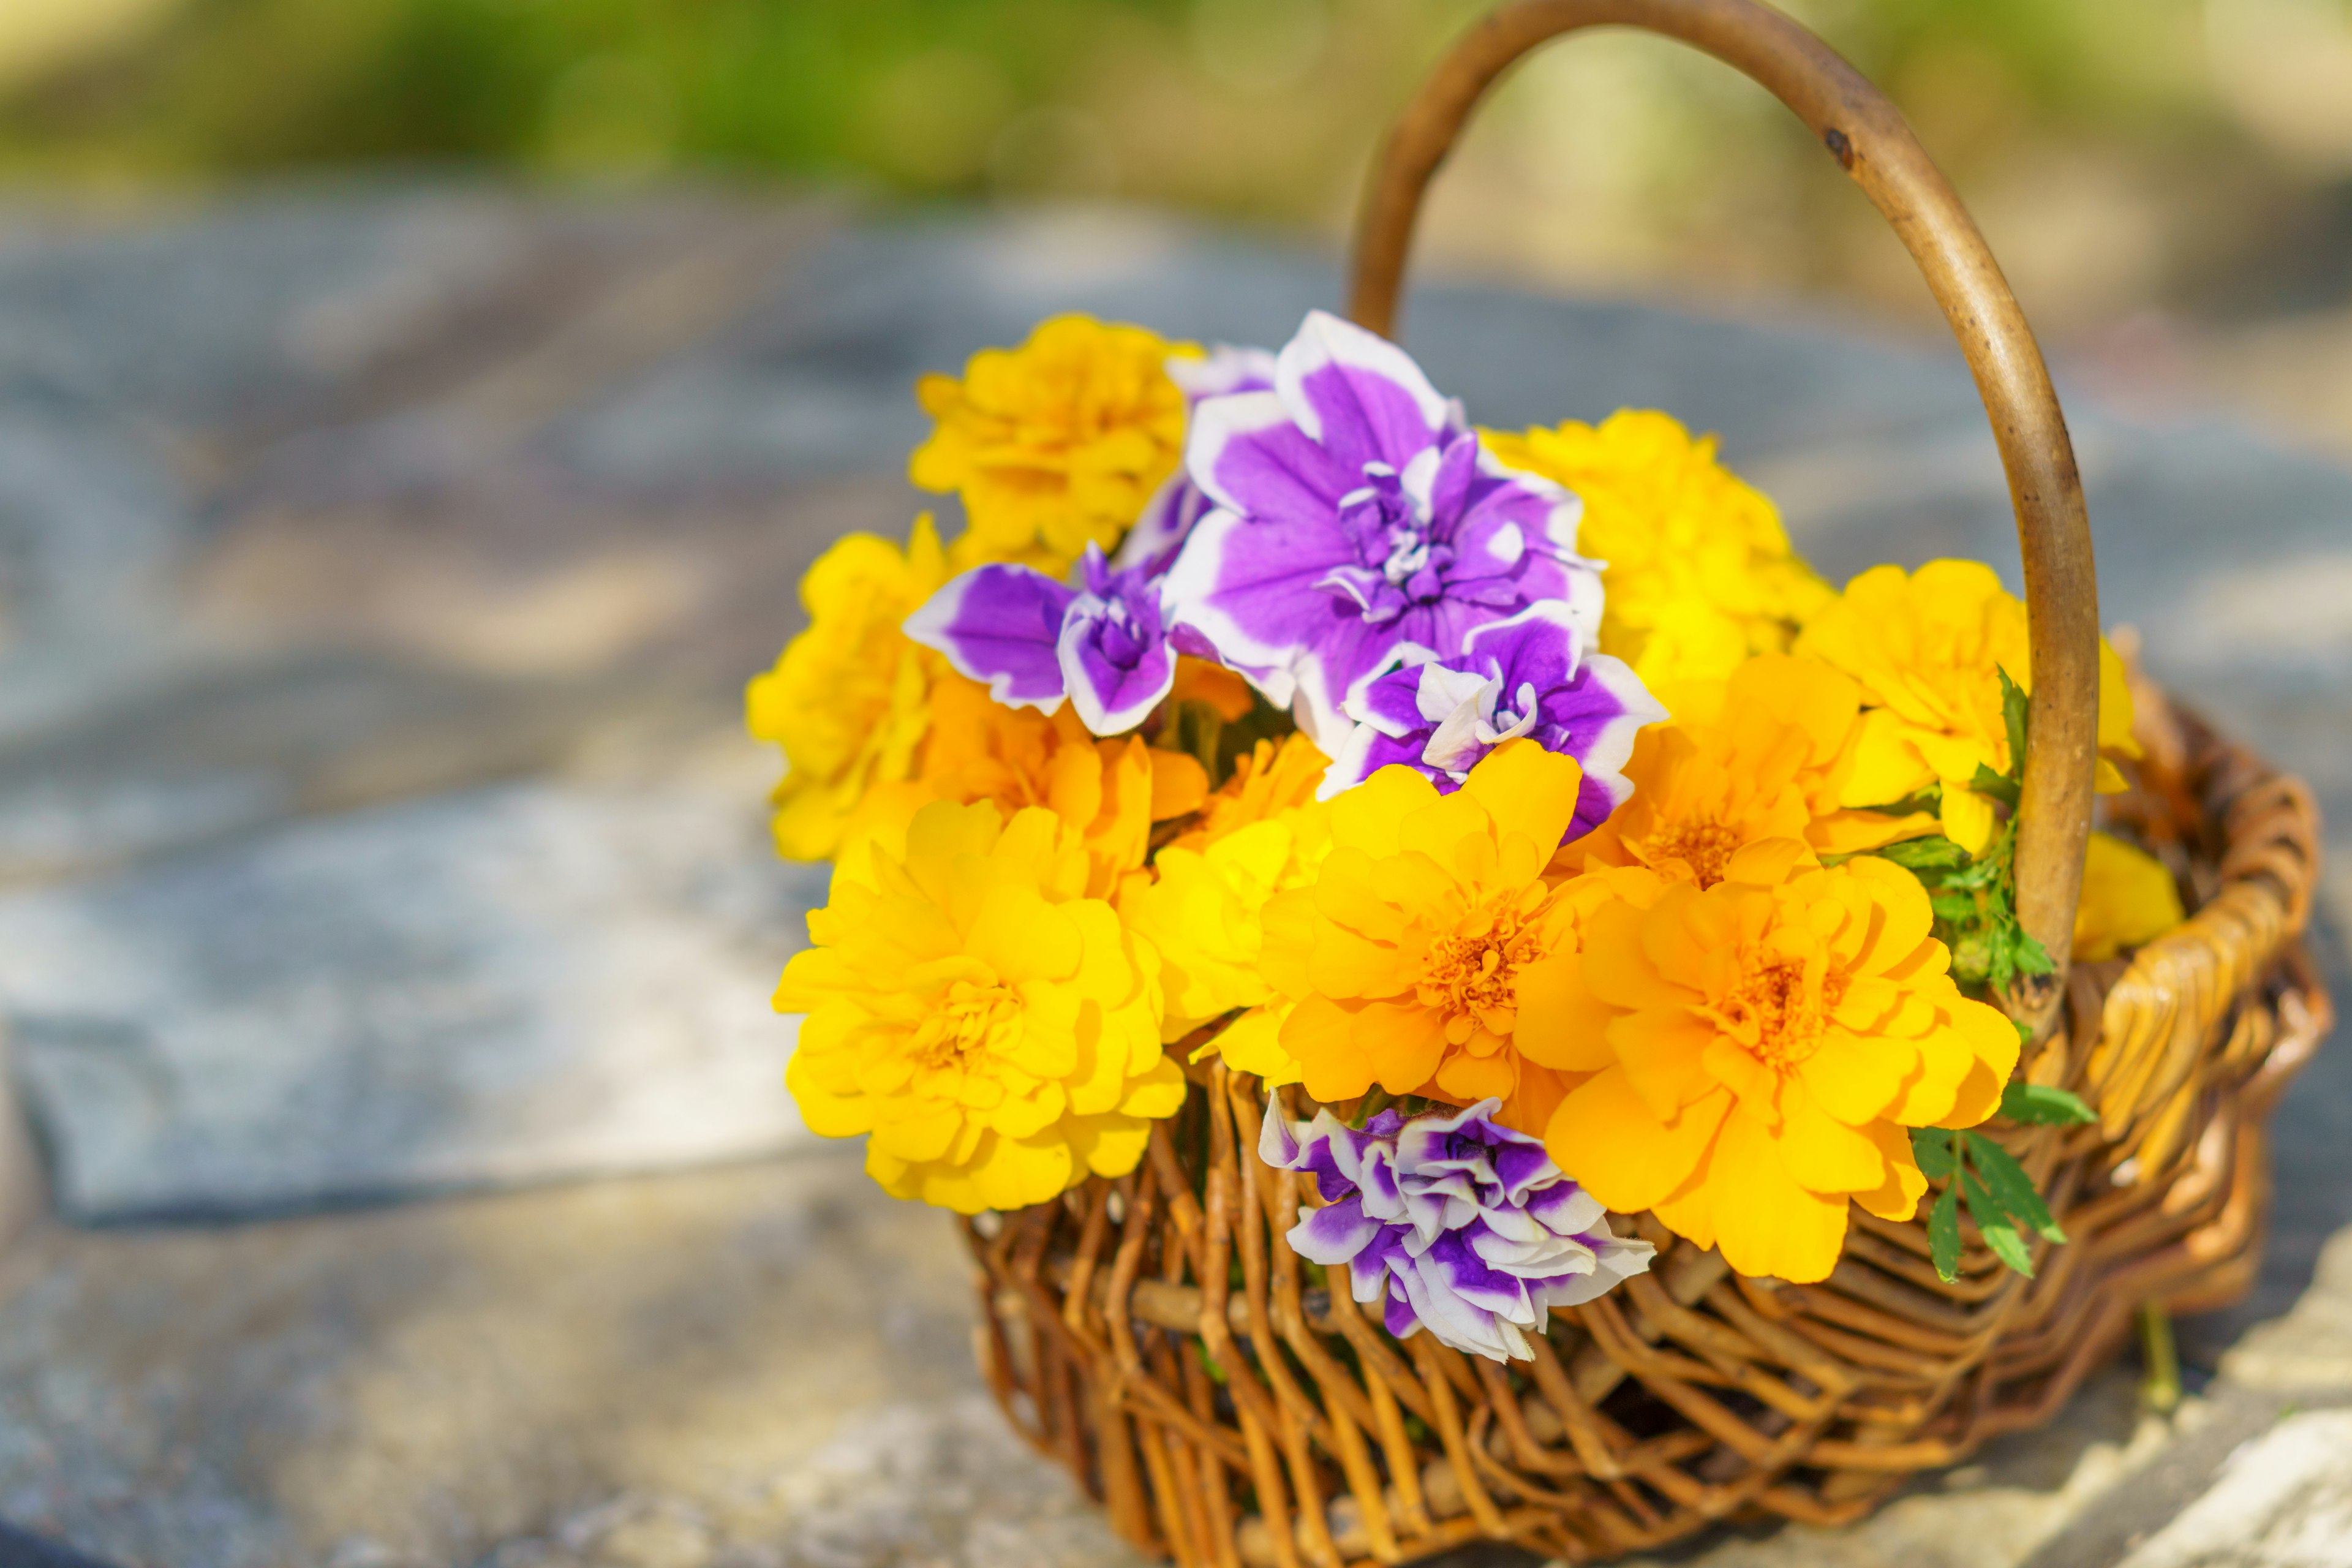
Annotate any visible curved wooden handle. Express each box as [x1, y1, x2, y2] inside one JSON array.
[[1349, 0, 2100, 1028]]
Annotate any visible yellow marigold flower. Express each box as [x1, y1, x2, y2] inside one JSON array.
[[1482, 410, 1832, 695], [911, 314, 1199, 572], [748, 515, 952, 862], [2073, 831, 2185, 962], [1544, 842, 2021, 1283], [777, 799, 1186, 1213], [846, 674, 1207, 898], [1794, 560, 2141, 856], [1117, 734, 1332, 1056], [1250, 740, 1613, 1135], [1567, 652, 1936, 885]]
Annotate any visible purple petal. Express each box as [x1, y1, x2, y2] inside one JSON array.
[[1355, 1144, 1404, 1219], [1383, 1283, 1423, 1340], [1258, 1098, 1302, 1169], [1523, 1183, 1605, 1237], [1288, 1196, 1381, 1264], [1489, 1140, 1558, 1204], [1056, 547, 1178, 734], [1425, 1229, 1531, 1316], [1539, 1236, 1657, 1308], [1162, 506, 1338, 708], [1276, 311, 1449, 474], [902, 565, 1075, 710], [1187, 390, 1354, 521], [1396, 1251, 1516, 1360]]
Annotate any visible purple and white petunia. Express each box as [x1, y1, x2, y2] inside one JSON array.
[[1162, 311, 1602, 750], [1261, 1096, 1655, 1363], [903, 544, 1178, 734], [1321, 602, 1667, 839], [1115, 345, 1278, 578]]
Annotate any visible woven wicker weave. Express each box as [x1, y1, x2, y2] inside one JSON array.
[[959, 2, 2332, 1562]]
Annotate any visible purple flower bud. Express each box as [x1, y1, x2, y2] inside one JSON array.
[[1259, 1096, 1654, 1363]]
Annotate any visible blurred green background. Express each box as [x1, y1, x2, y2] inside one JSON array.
[[9, 0, 2352, 428]]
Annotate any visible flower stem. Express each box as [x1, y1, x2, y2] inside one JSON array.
[[2139, 1302, 2181, 1415]]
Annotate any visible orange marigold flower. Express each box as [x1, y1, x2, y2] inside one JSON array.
[[910, 314, 1199, 573], [1565, 652, 1936, 886], [846, 673, 1207, 898], [1542, 842, 2021, 1283], [1795, 560, 2140, 855], [1250, 740, 1611, 1134]]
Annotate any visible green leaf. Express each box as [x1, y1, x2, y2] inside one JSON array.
[[1961, 1166, 2035, 1276], [1997, 665, 2030, 774], [1928, 1185, 1962, 1283], [1911, 1127, 1958, 1181], [1929, 892, 1978, 925], [1965, 1131, 2067, 1243], [2010, 925, 2056, 978], [1849, 786, 1943, 821], [1876, 835, 1971, 872], [2000, 1082, 2097, 1127], [1969, 762, 2021, 810]]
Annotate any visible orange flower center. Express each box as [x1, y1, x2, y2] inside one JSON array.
[[1641, 815, 1743, 888], [1707, 952, 1844, 1071], [913, 979, 1020, 1071], [1417, 902, 1546, 1045]]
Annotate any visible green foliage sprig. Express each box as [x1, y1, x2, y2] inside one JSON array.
[[1913, 1082, 2097, 1283], [1861, 669, 2054, 997]]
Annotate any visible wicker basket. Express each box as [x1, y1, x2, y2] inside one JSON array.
[[960, 2, 2333, 1561]]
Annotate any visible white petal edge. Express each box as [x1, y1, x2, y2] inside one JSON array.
[[1275, 309, 1449, 447], [900, 570, 1068, 715]]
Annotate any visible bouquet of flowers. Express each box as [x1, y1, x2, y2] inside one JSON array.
[[753, 308, 2181, 1364]]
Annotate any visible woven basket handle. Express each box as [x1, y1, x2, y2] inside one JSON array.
[[1349, 0, 2100, 1028]]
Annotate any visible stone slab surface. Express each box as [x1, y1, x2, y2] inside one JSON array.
[[0, 1154, 1141, 1568], [2111, 1409, 2352, 1567], [0, 772, 827, 1219], [0, 189, 2340, 1566]]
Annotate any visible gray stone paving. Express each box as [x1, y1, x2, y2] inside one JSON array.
[[0, 187, 2341, 1566]]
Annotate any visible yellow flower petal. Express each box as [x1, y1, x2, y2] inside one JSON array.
[[1547, 1071, 1731, 1216], [1708, 1106, 1851, 1283], [2073, 831, 2185, 962]]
